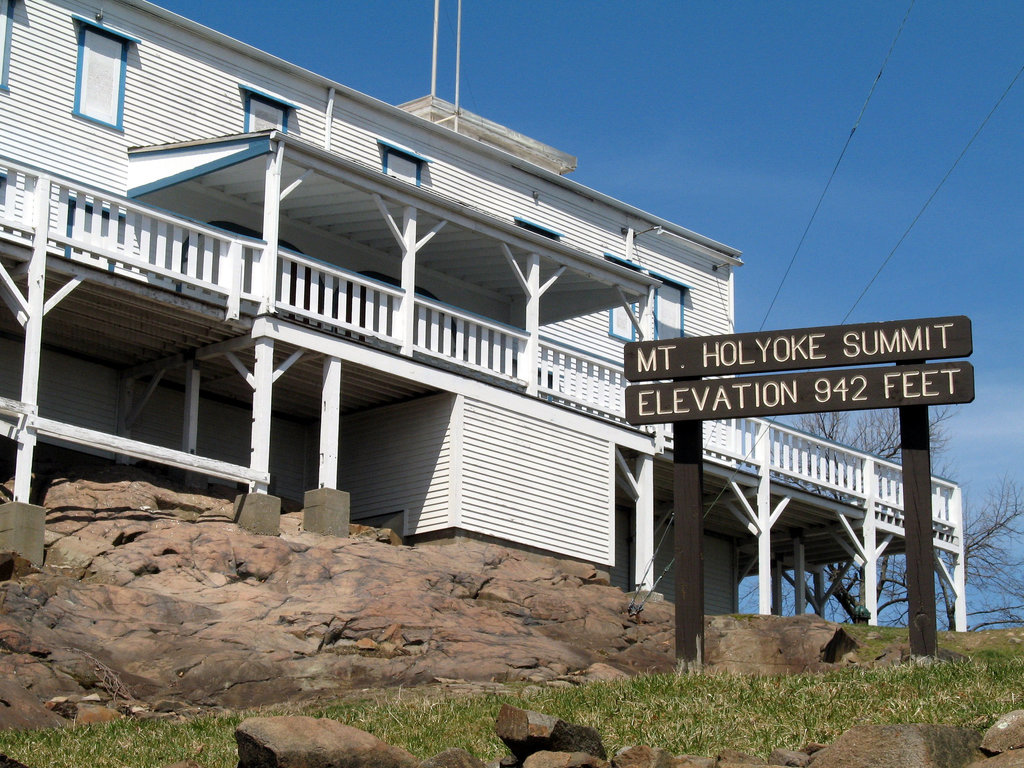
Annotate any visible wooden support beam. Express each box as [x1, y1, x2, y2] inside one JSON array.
[[249, 337, 275, 493], [42, 277, 84, 316], [901, 403, 937, 657], [318, 355, 342, 489], [633, 453, 654, 592], [673, 418, 704, 670]]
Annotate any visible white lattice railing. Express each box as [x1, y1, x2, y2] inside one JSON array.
[[276, 251, 402, 342], [414, 298, 527, 380], [538, 339, 625, 416]]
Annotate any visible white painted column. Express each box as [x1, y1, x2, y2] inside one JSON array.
[[523, 253, 541, 396], [259, 143, 283, 315], [951, 485, 967, 631], [633, 453, 655, 592], [399, 206, 417, 356], [249, 338, 275, 493], [793, 530, 806, 615], [13, 177, 50, 503], [182, 359, 200, 456], [639, 285, 656, 341], [755, 421, 772, 615], [863, 458, 879, 625], [318, 355, 342, 489]]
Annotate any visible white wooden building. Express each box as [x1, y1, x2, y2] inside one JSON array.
[[0, 0, 966, 627]]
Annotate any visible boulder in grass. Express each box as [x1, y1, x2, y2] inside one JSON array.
[[496, 705, 606, 762], [810, 724, 983, 768], [236, 716, 419, 768], [982, 710, 1024, 755]]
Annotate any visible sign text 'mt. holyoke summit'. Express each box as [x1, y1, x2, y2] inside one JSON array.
[[623, 316, 974, 424], [624, 315, 973, 381]]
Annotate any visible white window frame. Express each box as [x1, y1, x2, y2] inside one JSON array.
[[241, 85, 296, 133], [378, 139, 432, 186], [72, 17, 138, 130], [605, 254, 688, 342], [0, 0, 14, 92]]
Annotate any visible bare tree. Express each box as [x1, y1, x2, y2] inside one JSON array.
[[796, 409, 1023, 630]]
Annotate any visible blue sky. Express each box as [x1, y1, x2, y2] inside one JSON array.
[[157, 0, 1023, 504]]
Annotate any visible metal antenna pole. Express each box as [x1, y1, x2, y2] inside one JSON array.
[[430, 0, 440, 99], [454, 0, 462, 131]]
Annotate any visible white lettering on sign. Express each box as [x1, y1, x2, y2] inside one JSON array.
[[637, 344, 675, 374], [843, 322, 955, 359], [701, 333, 826, 370], [635, 378, 800, 418], [882, 366, 960, 400]]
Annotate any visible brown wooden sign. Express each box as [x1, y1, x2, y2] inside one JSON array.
[[624, 315, 972, 382], [625, 361, 975, 424]]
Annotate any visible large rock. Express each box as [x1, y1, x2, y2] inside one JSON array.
[[236, 716, 419, 768], [810, 724, 983, 768], [0, 680, 67, 731], [969, 751, 1024, 767], [705, 614, 858, 674], [496, 705, 606, 761], [982, 710, 1024, 754]]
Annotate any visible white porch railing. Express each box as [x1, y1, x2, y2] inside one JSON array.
[[276, 251, 402, 342], [0, 159, 960, 540]]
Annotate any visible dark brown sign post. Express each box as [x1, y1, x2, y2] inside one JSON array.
[[623, 315, 973, 665]]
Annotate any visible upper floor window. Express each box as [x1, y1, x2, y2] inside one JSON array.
[[606, 254, 687, 341], [0, 0, 14, 91], [513, 216, 563, 241], [378, 140, 431, 186], [73, 16, 139, 130], [241, 86, 296, 133]]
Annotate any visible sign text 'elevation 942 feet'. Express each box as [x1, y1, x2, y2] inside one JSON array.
[[625, 361, 975, 424], [623, 315, 972, 381]]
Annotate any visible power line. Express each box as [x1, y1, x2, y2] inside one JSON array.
[[759, 0, 916, 331], [842, 60, 1024, 323]]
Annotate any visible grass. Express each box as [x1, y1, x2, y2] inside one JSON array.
[[3, 656, 1024, 768]]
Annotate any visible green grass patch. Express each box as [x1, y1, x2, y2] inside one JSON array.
[[3, 658, 1023, 767]]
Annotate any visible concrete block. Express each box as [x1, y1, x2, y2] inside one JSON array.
[[233, 493, 281, 536], [0, 502, 46, 565], [302, 487, 350, 537]]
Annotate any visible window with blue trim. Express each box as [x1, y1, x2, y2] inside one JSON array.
[[242, 88, 292, 133], [74, 19, 136, 130], [0, 0, 14, 91], [378, 140, 430, 186], [605, 254, 687, 341]]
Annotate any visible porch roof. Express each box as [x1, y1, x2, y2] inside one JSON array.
[[127, 132, 664, 326]]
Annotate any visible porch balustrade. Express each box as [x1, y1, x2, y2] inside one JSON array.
[[0, 159, 960, 539]]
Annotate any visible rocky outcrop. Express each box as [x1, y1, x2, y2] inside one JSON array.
[[0, 465, 893, 728]]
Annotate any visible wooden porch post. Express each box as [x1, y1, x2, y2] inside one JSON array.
[[182, 359, 200, 457], [863, 457, 880, 625], [318, 355, 342, 489], [259, 143, 283, 315], [755, 421, 772, 615], [249, 337, 274, 493], [951, 485, 967, 631], [399, 206, 417, 356], [13, 177, 50, 503], [633, 453, 655, 592], [792, 529, 805, 615], [523, 253, 540, 396], [813, 568, 826, 617]]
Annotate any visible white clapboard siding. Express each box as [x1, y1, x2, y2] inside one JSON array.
[[0, 340, 118, 437], [458, 397, 614, 565], [9, 0, 735, 302], [338, 394, 455, 534], [652, 524, 737, 615], [1, 1, 128, 189], [130, 385, 309, 499]]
